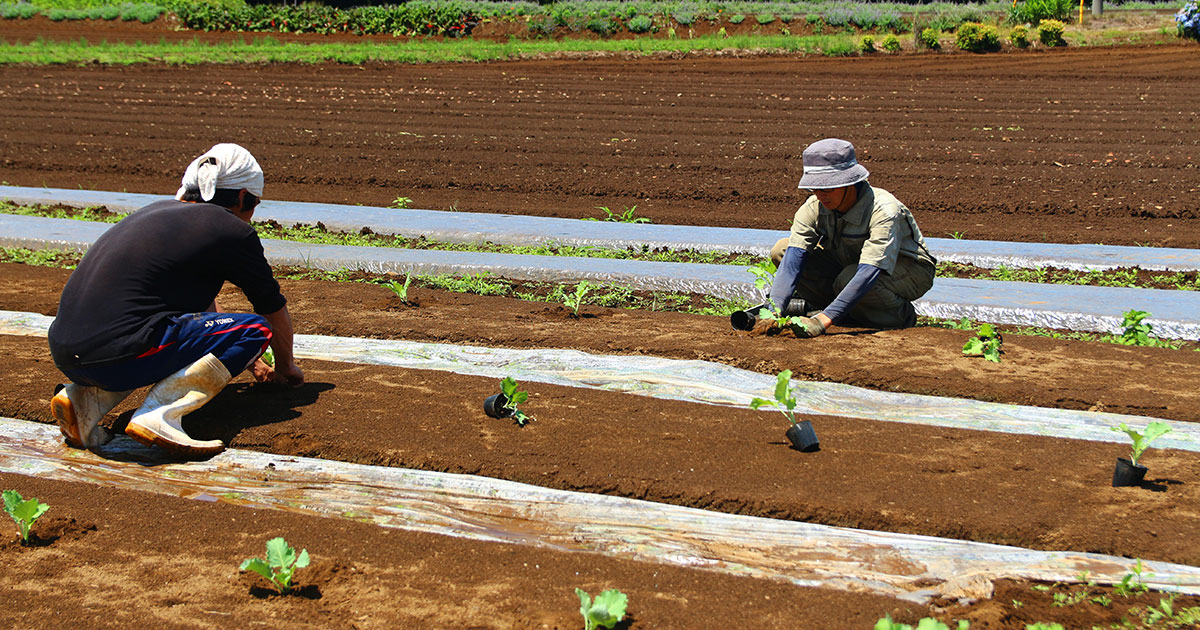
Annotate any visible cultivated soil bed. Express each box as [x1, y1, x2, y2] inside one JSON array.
[[0, 37, 1198, 247]]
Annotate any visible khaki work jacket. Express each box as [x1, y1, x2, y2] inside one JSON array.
[[786, 185, 937, 275]]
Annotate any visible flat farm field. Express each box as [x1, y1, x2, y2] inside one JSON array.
[[2, 18, 1200, 630]]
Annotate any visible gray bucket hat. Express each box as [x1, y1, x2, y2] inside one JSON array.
[[796, 138, 870, 190]]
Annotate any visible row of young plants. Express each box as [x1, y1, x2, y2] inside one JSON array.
[[6, 201, 1200, 294], [4, 488, 630, 629]]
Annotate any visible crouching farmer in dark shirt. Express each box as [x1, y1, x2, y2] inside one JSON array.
[[48, 143, 303, 458]]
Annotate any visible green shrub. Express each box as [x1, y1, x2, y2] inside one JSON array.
[[1009, 24, 1030, 47], [671, 8, 694, 26], [918, 27, 941, 49], [626, 13, 652, 34], [586, 15, 618, 37], [1009, 0, 1073, 25], [881, 33, 901, 51], [754, 12, 774, 25], [955, 22, 999, 52], [859, 35, 875, 53], [729, 13, 745, 24], [805, 13, 820, 25], [1038, 19, 1066, 46], [0, 3, 37, 19]]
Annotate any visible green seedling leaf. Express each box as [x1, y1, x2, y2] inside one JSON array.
[[575, 588, 627, 630], [384, 273, 413, 301], [564, 280, 591, 317], [1112, 421, 1172, 466], [239, 536, 309, 593], [260, 348, 275, 368], [749, 370, 798, 426], [499, 377, 534, 426], [3, 489, 49, 543], [747, 259, 777, 295], [962, 324, 1003, 363], [873, 616, 969, 630]]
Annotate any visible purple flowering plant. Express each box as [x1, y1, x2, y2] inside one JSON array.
[[1178, 1, 1200, 40]]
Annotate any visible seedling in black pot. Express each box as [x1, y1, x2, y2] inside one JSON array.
[[484, 377, 534, 426], [1111, 421, 1172, 487], [750, 370, 819, 452]]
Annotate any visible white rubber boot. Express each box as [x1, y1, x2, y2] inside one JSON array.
[[126, 353, 230, 458], [50, 384, 132, 450]]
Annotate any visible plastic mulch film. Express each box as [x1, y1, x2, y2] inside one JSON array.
[[3, 418, 1199, 603], [4, 213, 1200, 339], [5, 185, 1200, 272], [3, 310, 1198, 453]]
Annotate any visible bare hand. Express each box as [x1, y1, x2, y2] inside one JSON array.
[[272, 361, 305, 387], [250, 358, 274, 383]]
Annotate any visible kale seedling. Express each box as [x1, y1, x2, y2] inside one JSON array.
[[750, 370, 799, 426], [3, 489, 49, 543], [500, 376, 534, 426], [575, 588, 627, 630], [239, 537, 310, 594], [260, 348, 275, 368], [873, 616, 969, 630], [383, 273, 414, 302], [1118, 309, 1158, 346], [746, 259, 777, 297], [1114, 559, 1151, 597], [1112, 421, 1172, 467], [564, 280, 591, 317], [962, 323, 1003, 363]]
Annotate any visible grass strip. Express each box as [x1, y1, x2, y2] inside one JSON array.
[[0, 32, 860, 65]]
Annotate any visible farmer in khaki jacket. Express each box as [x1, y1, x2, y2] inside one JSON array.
[[767, 138, 936, 337]]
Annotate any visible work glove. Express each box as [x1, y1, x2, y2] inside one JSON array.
[[793, 315, 826, 338]]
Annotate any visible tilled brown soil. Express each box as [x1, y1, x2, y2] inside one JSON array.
[[2, 263, 1199, 571], [0, 29, 1198, 246]]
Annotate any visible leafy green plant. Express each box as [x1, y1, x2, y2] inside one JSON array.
[[881, 33, 901, 52], [1009, 0, 1073, 25], [1117, 309, 1161, 346], [383, 273, 414, 302], [1037, 19, 1066, 47], [390, 196, 412, 209], [754, 12, 775, 25], [1114, 559, 1151, 597], [962, 323, 1003, 363], [584, 205, 649, 224], [918, 27, 941, 49], [564, 280, 590, 317], [747, 259, 777, 296], [626, 13, 652, 33], [575, 588, 627, 630], [240, 537, 310, 594], [750, 370, 799, 426], [955, 22, 1000, 52], [874, 616, 969, 630], [729, 13, 745, 24], [1009, 24, 1030, 47], [859, 35, 876, 53], [3, 490, 49, 543], [1025, 623, 1065, 630], [1112, 421, 1172, 467], [260, 348, 275, 368], [500, 376, 533, 426]]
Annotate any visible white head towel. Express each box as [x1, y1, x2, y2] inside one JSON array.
[[174, 143, 264, 202]]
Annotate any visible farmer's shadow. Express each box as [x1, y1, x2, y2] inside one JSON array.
[[111, 380, 333, 447]]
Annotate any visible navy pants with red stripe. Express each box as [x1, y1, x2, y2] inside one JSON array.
[[62, 312, 272, 392]]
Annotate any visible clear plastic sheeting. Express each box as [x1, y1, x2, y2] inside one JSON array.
[[3, 418, 1198, 603], [4, 213, 1200, 339], [5, 185, 1200, 272], [3, 310, 1197, 453]]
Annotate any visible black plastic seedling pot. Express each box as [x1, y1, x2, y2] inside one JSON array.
[[1112, 457, 1147, 487], [730, 302, 769, 331], [483, 393, 515, 419], [786, 420, 820, 452]]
